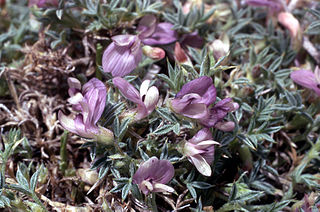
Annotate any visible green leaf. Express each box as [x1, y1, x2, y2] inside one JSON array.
[[160, 142, 168, 160], [30, 166, 42, 192], [157, 74, 175, 90], [190, 181, 213, 189], [121, 183, 132, 200], [16, 166, 29, 191], [56, 9, 63, 20], [119, 117, 132, 140], [187, 183, 197, 200], [228, 183, 237, 201], [153, 124, 174, 135], [268, 55, 283, 73], [199, 54, 210, 76], [172, 123, 180, 135], [139, 148, 149, 161], [156, 108, 177, 123]]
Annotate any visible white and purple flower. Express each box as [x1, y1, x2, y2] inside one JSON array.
[[170, 76, 238, 129], [113, 77, 159, 120], [58, 78, 113, 144], [133, 157, 175, 195], [182, 128, 219, 176], [102, 35, 143, 77]]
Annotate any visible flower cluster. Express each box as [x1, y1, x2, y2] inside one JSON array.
[[171, 76, 238, 130], [59, 12, 239, 197], [102, 15, 177, 77], [133, 157, 175, 195], [182, 128, 219, 176], [58, 78, 113, 144]]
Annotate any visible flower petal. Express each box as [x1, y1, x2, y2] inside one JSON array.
[[315, 66, 320, 84], [139, 80, 151, 98], [174, 42, 189, 63], [142, 23, 177, 45], [246, 0, 282, 11], [190, 155, 212, 176], [68, 77, 81, 91], [197, 140, 220, 147], [58, 111, 77, 133], [189, 128, 213, 144], [290, 69, 317, 90], [113, 77, 141, 103], [176, 76, 216, 106], [74, 115, 97, 138], [139, 180, 154, 195], [278, 12, 300, 38], [171, 93, 202, 113], [180, 103, 209, 119], [153, 159, 175, 184], [67, 92, 84, 105], [133, 157, 160, 184], [215, 121, 235, 132], [153, 183, 175, 193], [143, 86, 159, 114], [184, 142, 206, 156], [180, 31, 204, 49], [112, 35, 136, 46], [137, 15, 157, 39], [83, 79, 106, 124], [102, 40, 142, 77]]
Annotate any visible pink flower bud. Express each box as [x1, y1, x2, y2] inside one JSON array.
[[210, 38, 230, 61], [174, 42, 192, 65], [277, 12, 300, 39], [142, 46, 165, 60]]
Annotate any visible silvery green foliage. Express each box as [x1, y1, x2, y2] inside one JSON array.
[[0, 129, 46, 210]]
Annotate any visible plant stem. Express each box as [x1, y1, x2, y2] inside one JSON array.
[[151, 192, 158, 212], [59, 131, 68, 175], [31, 192, 49, 212]]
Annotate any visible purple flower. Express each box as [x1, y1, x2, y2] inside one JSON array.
[[179, 31, 204, 49], [170, 76, 238, 129], [170, 76, 216, 120], [113, 77, 159, 120], [58, 78, 113, 144], [133, 157, 175, 195], [246, 0, 283, 11], [200, 98, 239, 128], [290, 67, 320, 96], [102, 35, 142, 77], [29, 0, 58, 8], [138, 15, 177, 45], [183, 128, 219, 176]]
